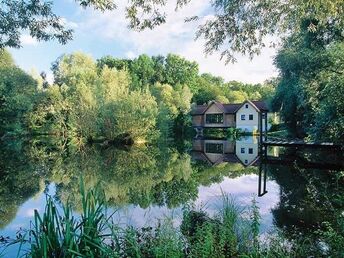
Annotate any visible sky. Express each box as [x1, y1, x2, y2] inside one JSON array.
[[9, 0, 278, 84]]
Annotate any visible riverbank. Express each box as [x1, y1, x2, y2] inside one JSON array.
[[1, 182, 342, 258]]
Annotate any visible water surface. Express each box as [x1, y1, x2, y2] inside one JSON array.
[[0, 136, 343, 257]]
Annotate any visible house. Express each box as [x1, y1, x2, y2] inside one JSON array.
[[191, 100, 270, 134]]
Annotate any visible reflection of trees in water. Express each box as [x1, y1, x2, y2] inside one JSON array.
[[0, 141, 47, 229], [268, 161, 344, 243], [51, 145, 196, 209], [0, 138, 256, 228], [43, 142, 255, 210]]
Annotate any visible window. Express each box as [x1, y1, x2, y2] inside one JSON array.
[[245, 159, 248, 164], [249, 114, 254, 120], [248, 148, 253, 154], [206, 114, 223, 124], [245, 104, 249, 108], [206, 143, 223, 154], [241, 114, 246, 120], [241, 148, 245, 154]]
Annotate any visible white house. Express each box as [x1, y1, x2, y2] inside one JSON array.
[[191, 100, 270, 133]]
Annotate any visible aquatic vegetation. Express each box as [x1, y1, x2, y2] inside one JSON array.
[[2, 182, 342, 258]]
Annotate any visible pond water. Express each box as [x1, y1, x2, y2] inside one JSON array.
[[0, 136, 343, 257]]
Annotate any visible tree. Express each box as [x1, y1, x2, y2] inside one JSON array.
[[164, 54, 199, 92], [0, 64, 37, 135], [271, 20, 344, 141], [97, 56, 131, 71], [2, 1, 342, 63], [105, 90, 159, 142], [0, 0, 116, 48], [130, 54, 155, 90], [0, 49, 14, 67]]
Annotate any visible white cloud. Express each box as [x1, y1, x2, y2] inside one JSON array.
[[73, 1, 279, 83], [125, 51, 136, 59], [179, 39, 278, 83], [20, 35, 38, 46], [60, 17, 79, 29], [46, 72, 54, 85]]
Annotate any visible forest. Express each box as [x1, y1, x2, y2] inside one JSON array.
[[1, 0, 343, 144], [0, 0, 343, 257], [1, 38, 343, 144], [0, 50, 275, 144]]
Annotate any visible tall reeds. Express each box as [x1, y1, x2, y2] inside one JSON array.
[[5, 183, 339, 257]]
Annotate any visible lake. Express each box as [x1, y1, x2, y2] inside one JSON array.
[[0, 136, 343, 257]]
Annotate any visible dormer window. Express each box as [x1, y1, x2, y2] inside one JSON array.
[[245, 104, 249, 108]]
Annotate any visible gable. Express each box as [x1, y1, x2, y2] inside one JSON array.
[[236, 101, 259, 114], [204, 102, 224, 114]]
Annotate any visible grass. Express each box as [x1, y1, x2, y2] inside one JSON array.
[[2, 181, 343, 257]]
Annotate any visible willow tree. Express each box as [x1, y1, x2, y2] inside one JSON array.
[[0, 51, 37, 135], [3, 1, 342, 63]]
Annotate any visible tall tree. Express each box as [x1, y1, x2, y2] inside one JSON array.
[[0, 49, 15, 67], [271, 20, 344, 140], [0, 64, 37, 135], [3, 1, 342, 63]]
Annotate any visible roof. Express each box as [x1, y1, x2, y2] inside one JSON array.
[[251, 101, 269, 111], [191, 100, 269, 115], [190, 105, 207, 115], [223, 104, 242, 113]]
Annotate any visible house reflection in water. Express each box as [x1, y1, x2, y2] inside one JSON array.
[[192, 136, 260, 167]]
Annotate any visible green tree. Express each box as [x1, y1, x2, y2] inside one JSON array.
[[0, 49, 14, 67], [0, 0, 116, 48], [2, 1, 343, 65], [0, 65, 37, 135], [105, 90, 159, 142], [164, 54, 199, 93], [130, 54, 155, 90], [97, 56, 131, 71], [272, 20, 344, 141]]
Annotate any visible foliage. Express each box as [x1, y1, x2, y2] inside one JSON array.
[[0, 64, 37, 135], [108, 90, 158, 141], [26, 182, 117, 258], [272, 22, 344, 141], [97, 53, 199, 93], [0, 0, 117, 48], [29, 52, 160, 143], [193, 75, 275, 105], [0, 49, 14, 67], [8, 185, 341, 258], [2, 50, 275, 142], [2, 0, 343, 67]]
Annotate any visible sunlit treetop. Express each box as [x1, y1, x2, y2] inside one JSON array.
[[1, 0, 343, 63]]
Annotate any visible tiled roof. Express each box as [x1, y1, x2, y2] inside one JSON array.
[[190, 105, 207, 115], [223, 104, 242, 113], [191, 100, 269, 115], [251, 101, 269, 111]]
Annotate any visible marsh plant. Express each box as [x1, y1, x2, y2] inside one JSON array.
[[2, 181, 343, 258]]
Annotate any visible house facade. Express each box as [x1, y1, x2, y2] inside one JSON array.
[[191, 100, 270, 133]]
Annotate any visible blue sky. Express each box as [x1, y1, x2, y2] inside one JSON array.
[[9, 0, 278, 84]]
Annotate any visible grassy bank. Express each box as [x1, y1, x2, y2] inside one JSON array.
[[1, 182, 343, 258]]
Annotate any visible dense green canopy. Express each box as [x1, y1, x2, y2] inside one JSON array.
[[271, 19, 344, 142], [2, 1, 342, 64], [1, 51, 273, 143]]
